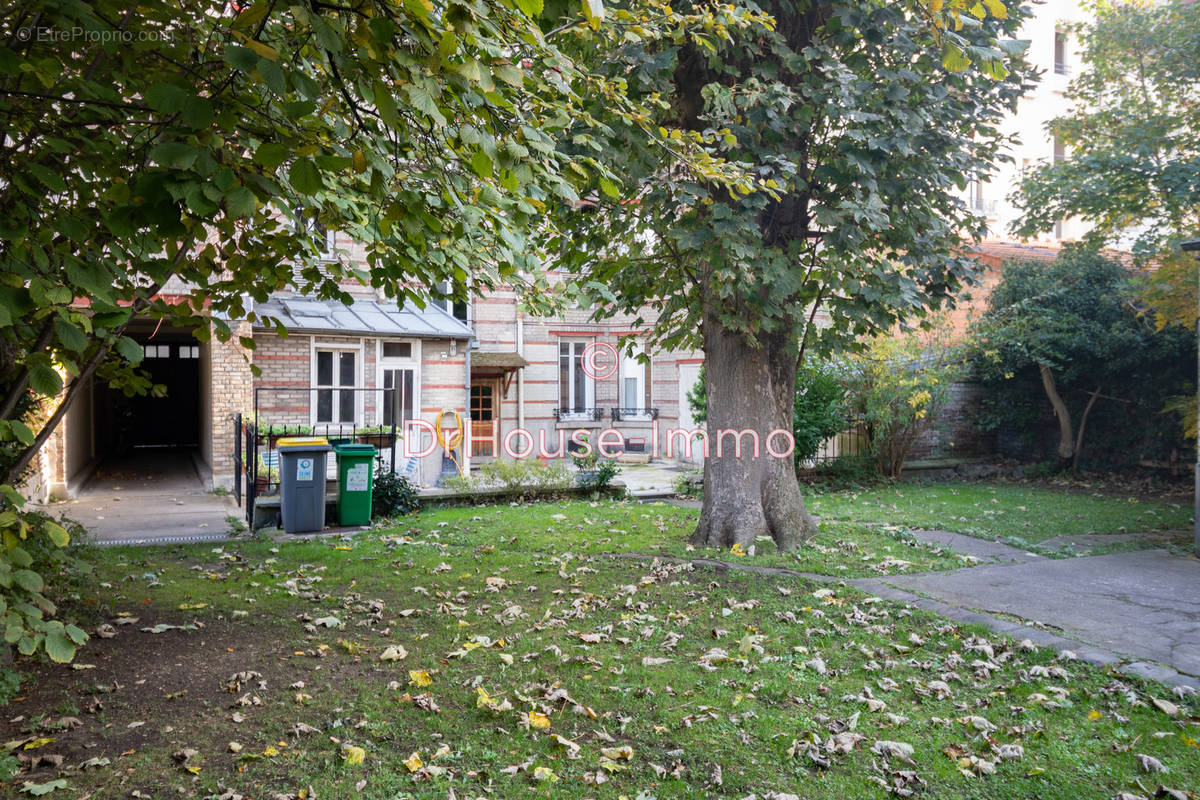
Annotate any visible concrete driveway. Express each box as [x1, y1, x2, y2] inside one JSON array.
[[49, 451, 239, 545], [859, 546, 1200, 682]]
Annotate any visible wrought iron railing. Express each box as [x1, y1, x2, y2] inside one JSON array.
[[610, 407, 660, 421], [552, 407, 605, 421]]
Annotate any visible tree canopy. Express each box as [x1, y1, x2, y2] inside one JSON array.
[[546, 0, 1032, 548], [971, 248, 1194, 469]]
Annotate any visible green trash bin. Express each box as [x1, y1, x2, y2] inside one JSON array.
[[332, 442, 376, 526]]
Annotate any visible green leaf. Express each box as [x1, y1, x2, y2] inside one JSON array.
[[145, 84, 187, 114], [253, 142, 289, 170], [374, 80, 398, 128], [599, 176, 620, 199], [226, 186, 257, 219], [43, 522, 69, 548], [515, 0, 543, 17], [28, 364, 63, 398], [9, 420, 34, 446], [8, 547, 33, 568], [42, 629, 75, 664], [470, 150, 493, 178], [114, 336, 144, 365], [289, 158, 323, 195], [65, 624, 87, 645], [53, 318, 88, 353], [13, 570, 44, 593]]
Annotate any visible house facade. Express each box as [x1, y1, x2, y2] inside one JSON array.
[[35, 233, 706, 500]]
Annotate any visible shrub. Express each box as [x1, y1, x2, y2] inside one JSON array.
[[843, 325, 966, 478], [0, 495, 91, 663], [577, 459, 621, 492], [372, 468, 419, 517]]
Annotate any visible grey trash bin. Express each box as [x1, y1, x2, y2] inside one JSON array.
[[277, 437, 332, 534]]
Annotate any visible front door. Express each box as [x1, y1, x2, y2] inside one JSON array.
[[469, 381, 499, 458]]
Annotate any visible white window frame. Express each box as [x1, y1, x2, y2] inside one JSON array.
[[619, 344, 652, 420], [433, 280, 470, 323], [374, 338, 421, 428], [558, 338, 595, 420], [294, 211, 337, 262], [310, 339, 363, 429]]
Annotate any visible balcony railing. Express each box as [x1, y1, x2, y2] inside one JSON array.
[[1054, 61, 1071, 76], [553, 407, 605, 421], [610, 407, 660, 422]]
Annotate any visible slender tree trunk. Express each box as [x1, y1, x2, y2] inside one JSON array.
[[692, 311, 817, 551], [1071, 385, 1102, 475], [1039, 363, 1075, 465]]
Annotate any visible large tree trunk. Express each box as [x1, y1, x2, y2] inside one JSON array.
[[691, 313, 817, 551], [1038, 363, 1075, 466]]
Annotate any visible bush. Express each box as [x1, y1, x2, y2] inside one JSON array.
[[0, 496, 91, 663], [843, 325, 966, 478], [570, 432, 621, 492], [372, 468, 418, 517]]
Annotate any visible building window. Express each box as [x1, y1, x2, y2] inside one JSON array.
[[434, 281, 469, 323], [620, 344, 651, 417], [1054, 29, 1069, 75], [967, 179, 985, 212], [178, 345, 199, 359], [295, 211, 336, 261], [1053, 135, 1066, 165], [379, 339, 416, 430], [381, 368, 414, 429], [142, 344, 171, 359], [558, 339, 595, 417], [316, 349, 357, 424], [1055, 219, 1065, 240], [383, 341, 412, 359]]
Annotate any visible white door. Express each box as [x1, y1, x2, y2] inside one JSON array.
[[676, 363, 704, 464]]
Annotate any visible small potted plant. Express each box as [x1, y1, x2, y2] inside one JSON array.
[[254, 454, 279, 492], [355, 425, 397, 449]]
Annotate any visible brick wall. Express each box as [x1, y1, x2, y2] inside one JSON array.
[[908, 381, 994, 461], [209, 321, 254, 490]]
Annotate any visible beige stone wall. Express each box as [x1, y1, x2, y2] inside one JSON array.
[[209, 321, 254, 490], [468, 279, 704, 463]]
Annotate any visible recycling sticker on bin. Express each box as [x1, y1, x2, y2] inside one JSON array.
[[346, 463, 369, 492], [296, 457, 314, 482]]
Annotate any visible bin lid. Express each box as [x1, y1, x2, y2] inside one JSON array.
[[333, 443, 377, 456], [277, 436, 331, 451]]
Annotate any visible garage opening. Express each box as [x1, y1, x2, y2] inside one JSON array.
[[85, 336, 206, 492]]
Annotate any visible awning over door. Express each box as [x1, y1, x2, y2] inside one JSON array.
[[470, 350, 528, 395]]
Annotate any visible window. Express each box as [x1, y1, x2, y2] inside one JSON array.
[[294, 211, 336, 261], [1055, 219, 1064, 240], [967, 179, 986, 212], [1053, 135, 1066, 165], [316, 349, 357, 424], [142, 344, 171, 359], [382, 368, 414, 429], [1054, 29, 1069, 75], [558, 340, 595, 417], [434, 281, 469, 322], [620, 344, 651, 417], [383, 341, 412, 359], [380, 339, 416, 430], [178, 345, 199, 359]]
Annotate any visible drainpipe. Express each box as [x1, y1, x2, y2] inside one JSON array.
[[517, 311, 525, 432], [463, 338, 471, 475]]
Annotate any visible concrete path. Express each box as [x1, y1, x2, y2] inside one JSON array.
[[854, 543, 1200, 686], [49, 451, 239, 545]]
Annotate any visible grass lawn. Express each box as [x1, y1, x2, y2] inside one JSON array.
[[805, 482, 1194, 545], [3, 499, 1198, 799]]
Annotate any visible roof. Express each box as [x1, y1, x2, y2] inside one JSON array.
[[252, 296, 474, 340], [471, 351, 529, 370]]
